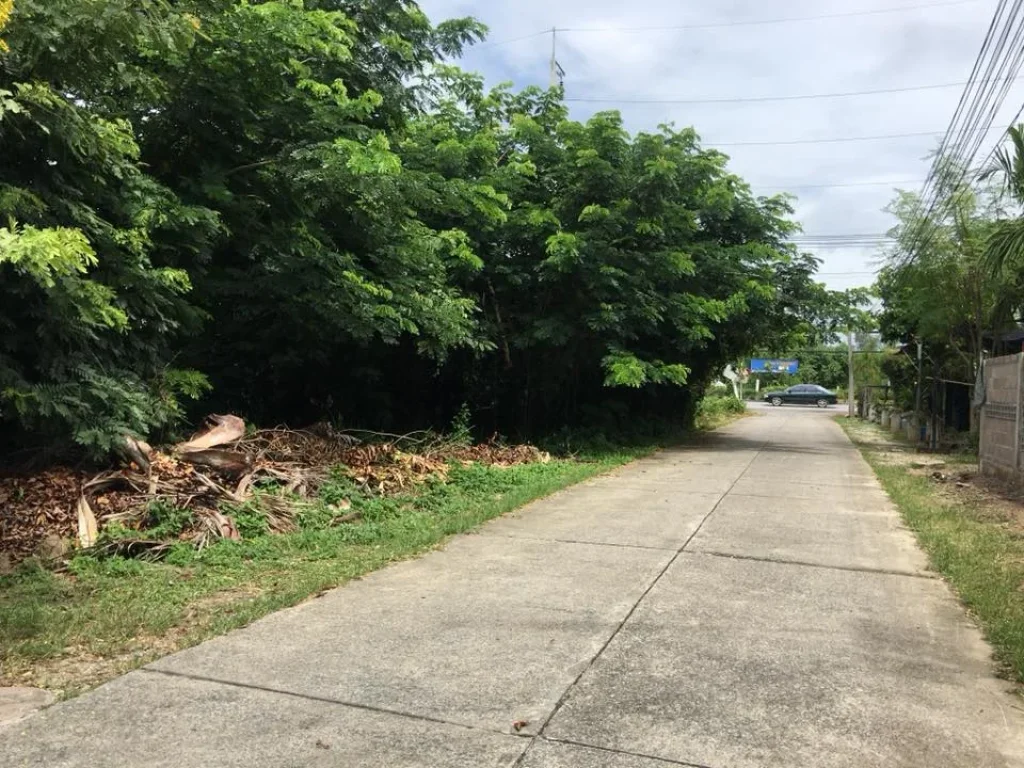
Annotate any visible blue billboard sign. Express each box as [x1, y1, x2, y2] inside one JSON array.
[[750, 358, 798, 374]]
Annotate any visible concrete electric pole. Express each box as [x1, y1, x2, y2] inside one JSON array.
[[549, 28, 557, 87], [915, 340, 923, 437], [549, 28, 565, 88], [848, 328, 855, 418]]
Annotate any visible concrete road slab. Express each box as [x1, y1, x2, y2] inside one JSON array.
[[545, 552, 1024, 768], [0, 688, 55, 731], [730, 475, 892, 503], [481, 488, 720, 550], [600, 475, 739, 495], [689, 491, 896, 517], [689, 494, 930, 574], [150, 534, 671, 733], [612, 457, 753, 478], [740, 459, 877, 484], [0, 671, 524, 768]]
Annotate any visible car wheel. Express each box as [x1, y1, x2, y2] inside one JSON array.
[[816, 398, 829, 408], [771, 397, 783, 406]]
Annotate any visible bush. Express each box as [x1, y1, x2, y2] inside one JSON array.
[[695, 394, 745, 429]]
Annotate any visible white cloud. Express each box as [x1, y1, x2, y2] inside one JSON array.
[[418, 0, 1024, 289]]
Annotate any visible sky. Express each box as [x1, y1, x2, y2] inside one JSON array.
[[417, 0, 1024, 291]]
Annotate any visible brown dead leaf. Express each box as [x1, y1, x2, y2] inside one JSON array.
[[194, 509, 240, 545], [122, 436, 152, 472], [235, 472, 255, 499], [178, 449, 252, 475], [177, 414, 246, 453], [76, 495, 98, 549]]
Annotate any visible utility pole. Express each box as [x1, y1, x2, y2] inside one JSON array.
[[549, 27, 557, 88], [548, 28, 565, 89], [848, 328, 855, 418], [915, 340, 923, 440]]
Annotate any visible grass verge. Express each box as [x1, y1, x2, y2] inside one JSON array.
[[839, 416, 1024, 685], [0, 450, 643, 695]]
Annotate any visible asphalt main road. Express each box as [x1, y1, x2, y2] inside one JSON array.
[[2, 406, 1023, 767]]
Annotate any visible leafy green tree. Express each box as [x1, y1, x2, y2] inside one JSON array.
[[0, 0, 218, 456], [418, 83, 816, 434], [134, 0, 493, 423]]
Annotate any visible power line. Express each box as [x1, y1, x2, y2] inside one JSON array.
[[469, 29, 551, 51], [979, 100, 1024, 170], [794, 243, 892, 248], [470, 0, 981, 49], [565, 76, 1024, 106], [900, 0, 1024, 263], [792, 234, 892, 239], [559, 1, 978, 32], [815, 270, 880, 275], [752, 179, 922, 189], [793, 236, 892, 241], [788, 233, 896, 252], [710, 125, 1007, 148]]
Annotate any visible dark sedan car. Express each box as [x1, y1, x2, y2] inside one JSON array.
[[763, 384, 837, 408]]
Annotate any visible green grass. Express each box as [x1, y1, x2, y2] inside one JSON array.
[[839, 417, 1024, 684], [0, 452, 643, 694]]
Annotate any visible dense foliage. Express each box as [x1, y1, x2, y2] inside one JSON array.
[[0, 0, 821, 459]]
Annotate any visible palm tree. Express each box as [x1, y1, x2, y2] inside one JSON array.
[[984, 124, 1024, 275]]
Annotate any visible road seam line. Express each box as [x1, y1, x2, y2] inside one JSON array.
[[139, 668, 525, 739], [686, 550, 937, 579], [731, 478, 880, 489], [475, 532, 676, 552], [725, 491, 888, 502]]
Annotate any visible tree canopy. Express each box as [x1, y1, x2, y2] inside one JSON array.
[[0, 0, 823, 459]]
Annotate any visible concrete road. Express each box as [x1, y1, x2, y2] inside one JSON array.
[[2, 407, 1023, 767]]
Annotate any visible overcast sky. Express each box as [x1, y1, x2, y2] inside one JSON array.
[[417, 0, 1024, 291]]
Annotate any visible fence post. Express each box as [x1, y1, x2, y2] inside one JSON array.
[[979, 359, 985, 474], [1016, 353, 1024, 471]]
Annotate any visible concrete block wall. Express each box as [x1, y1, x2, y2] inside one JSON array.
[[981, 354, 1022, 476]]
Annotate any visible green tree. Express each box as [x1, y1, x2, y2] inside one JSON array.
[[424, 84, 815, 434], [135, 0, 493, 423], [0, 0, 218, 456]]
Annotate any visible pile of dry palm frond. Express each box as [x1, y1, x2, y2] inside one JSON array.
[[0, 417, 550, 567]]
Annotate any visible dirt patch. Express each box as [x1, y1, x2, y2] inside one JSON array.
[[930, 470, 1024, 535], [844, 418, 1024, 536], [841, 418, 920, 465]]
